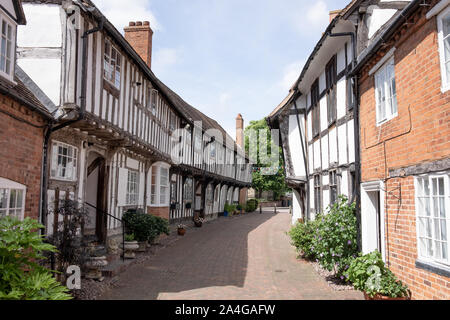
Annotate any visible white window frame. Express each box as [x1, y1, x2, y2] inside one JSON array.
[[374, 57, 398, 126], [104, 40, 121, 89], [0, 178, 26, 220], [149, 162, 171, 207], [0, 9, 16, 82], [414, 173, 450, 267], [437, 6, 450, 93], [126, 170, 139, 206], [50, 141, 78, 182]]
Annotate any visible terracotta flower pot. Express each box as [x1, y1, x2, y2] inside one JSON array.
[[363, 292, 411, 300], [178, 228, 186, 236]]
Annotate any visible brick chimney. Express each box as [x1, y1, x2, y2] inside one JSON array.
[[236, 114, 244, 149], [329, 10, 342, 22], [124, 21, 153, 69]]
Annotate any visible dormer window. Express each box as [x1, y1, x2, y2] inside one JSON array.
[[0, 11, 15, 80]]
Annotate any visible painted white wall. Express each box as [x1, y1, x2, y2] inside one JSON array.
[[321, 134, 329, 170], [307, 111, 312, 140], [17, 4, 62, 47], [319, 71, 326, 93], [329, 128, 337, 164], [337, 46, 346, 73], [308, 144, 313, 172], [323, 188, 330, 213], [368, 8, 397, 39], [336, 78, 347, 119], [289, 114, 306, 177], [341, 169, 349, 197], [338, 124, 348, 165], [320, 96, 327, 132], [309, 178, 315, 217], [348, 119, 355, 163], [292, 189, 303, 225], [313, 141, 320, 170]]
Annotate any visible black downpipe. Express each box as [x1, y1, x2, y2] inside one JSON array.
[[293, 99, 310, 221], [41, 17, 104, 233], [329, 31, 362, 251]]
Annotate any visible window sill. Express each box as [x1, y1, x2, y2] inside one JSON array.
[[441, 84, 450, 94], [415, 259, 450, 278], [376, 113, 398, 127], [148, 204, 170, 208]]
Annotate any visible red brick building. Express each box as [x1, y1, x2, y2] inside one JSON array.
[[0, 0, 53, 222], [353, 0, 450, 299]]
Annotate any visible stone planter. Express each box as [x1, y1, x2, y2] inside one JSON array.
[[84, 256, 108, 281], [178, 228, 186, 236], [122, 241, 139, 259]]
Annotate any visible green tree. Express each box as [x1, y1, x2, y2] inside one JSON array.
[[244, 119, 289, 200]]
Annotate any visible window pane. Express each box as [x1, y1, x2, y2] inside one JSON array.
[[16, 190, 23, 208], [440, 219, 447, 241], [443, 16, 450, 37], [0, 189, 7, 209], [444, 36, 450, 62], [442, 242, 448, 260], [9, 189, 16, 208]]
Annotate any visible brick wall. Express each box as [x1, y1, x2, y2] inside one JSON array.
[[359, 9, 450, 300], [148, 206, 169, 220], [0, 93, 47, 220]]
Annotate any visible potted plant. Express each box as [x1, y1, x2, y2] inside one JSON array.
[[223, 203, 230, 217], [345, 251, 411, 300], [194, 217, 204, 228], [123, 210, 154, 252], [177, 224, 186, 236], [122, 233, 139, 259]]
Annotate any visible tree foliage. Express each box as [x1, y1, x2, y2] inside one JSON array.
[[244, 119, 289, 200]]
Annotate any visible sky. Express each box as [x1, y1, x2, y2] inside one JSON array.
[[93, 0, 350, 139]]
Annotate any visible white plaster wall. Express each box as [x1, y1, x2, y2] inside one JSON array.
[[321, 134, 329, 170], [18, 4, 62, 47], [341, 169, 349, 197], [336, 78, 347, 119], [320, 96, 327, 132], [329, 128, 337, 164], [313, 141, 321, 170], [292, 189, 303, 225], [323, 189, 330, 213], [338, 124, 348, 165], [323, 173, 329, 186], [17, 59, 61, 105], [307, 111, 312, 141], [346, 40, 353, 63], [368, 8, 397, 39], [289, 115, 306, 177], [309, 178, 315, 214], [308, 144, 313, 173], [348, 119, 355, 163]]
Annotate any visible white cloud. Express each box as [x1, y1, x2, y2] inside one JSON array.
[[291, 0, 329, 36], [153, 48, 180, 72], [92, 0, 161, 33], [279, 60, 305, 92]]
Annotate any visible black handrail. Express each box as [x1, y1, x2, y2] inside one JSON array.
[[85, 202, 125, 262]]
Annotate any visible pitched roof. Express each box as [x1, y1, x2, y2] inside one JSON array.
[[72, 0, 240, 151]]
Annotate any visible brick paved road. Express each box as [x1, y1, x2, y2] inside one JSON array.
[[99, 209, 363, 300]]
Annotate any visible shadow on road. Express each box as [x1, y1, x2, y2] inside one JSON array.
[[101, 211, 280, 300]]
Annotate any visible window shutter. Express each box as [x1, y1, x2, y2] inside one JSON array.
[[117, 168, 128, 206], [139, 171, 145, 206]]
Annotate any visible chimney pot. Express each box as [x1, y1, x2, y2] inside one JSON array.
[[143, 21, 150, 26], [129, 21, 136, 26], [136, 21, 143, 26]]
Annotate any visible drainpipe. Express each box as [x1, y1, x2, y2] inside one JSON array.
[[329, 31, 362, 251], [292, 98, 310, 221], [40, 15, 104, 231]]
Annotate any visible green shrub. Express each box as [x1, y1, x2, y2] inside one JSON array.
[[311, 196, 358, 276], [123, 211, 170, 243], [245, 199, 258, 212], [345, 251, 410, 298], [0, 217, 72, 300], [288, 219, 320, 259]]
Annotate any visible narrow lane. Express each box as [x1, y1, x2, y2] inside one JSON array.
[[99, 209, 363, 300]]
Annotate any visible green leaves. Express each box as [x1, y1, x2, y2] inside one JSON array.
[[288, 196, 358, 277], [123, 211, 170, 242], [344, 251, 410, 298], [0, 216, 72, 300]]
